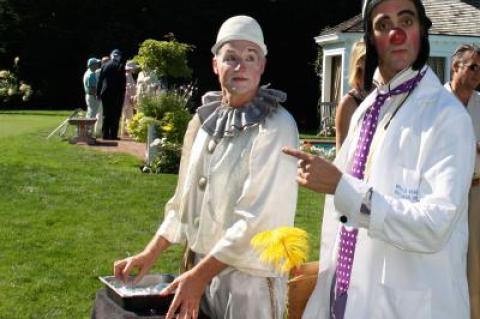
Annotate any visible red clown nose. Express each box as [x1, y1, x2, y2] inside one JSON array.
[[389, 27, 407, 45]]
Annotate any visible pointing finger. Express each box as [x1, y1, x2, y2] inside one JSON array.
[[282, 147, 312, 161]]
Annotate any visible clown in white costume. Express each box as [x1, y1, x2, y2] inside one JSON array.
[[114, 15, 298, 319]]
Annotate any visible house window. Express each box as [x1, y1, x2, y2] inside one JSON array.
[[427, 57, 446, 83]]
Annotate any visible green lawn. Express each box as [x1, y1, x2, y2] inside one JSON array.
[[0, 111, 324, 318]]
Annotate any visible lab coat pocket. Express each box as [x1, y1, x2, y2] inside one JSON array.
[[372, 283, 431, 319], [393, 167, 420, 202]]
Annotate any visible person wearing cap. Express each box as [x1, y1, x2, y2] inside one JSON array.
[[96, 49, 126, 140], [445, 43, 480, 319], [113, 15, 298, 319], [120, 60, 139, 137], [283, 0, 475, 318], [83, 57, 101, 118]]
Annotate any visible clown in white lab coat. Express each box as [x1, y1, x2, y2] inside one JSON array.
[[283, 0, 476, 318]]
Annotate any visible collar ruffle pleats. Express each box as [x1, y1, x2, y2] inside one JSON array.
[[197, 86, 287, 139]]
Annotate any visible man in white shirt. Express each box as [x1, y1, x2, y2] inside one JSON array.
[[445, 43, 480, 319], [83, 58, 100, 118], [113, 15, 298, 319], [284, 0, 476, 318]]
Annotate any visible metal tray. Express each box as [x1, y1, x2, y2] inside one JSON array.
[[99, 274, 175, 316]]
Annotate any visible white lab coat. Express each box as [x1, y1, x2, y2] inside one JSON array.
[[303, 67, 476, 319]]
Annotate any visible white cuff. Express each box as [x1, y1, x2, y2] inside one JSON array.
[[156, 210, 186, 244], [333, 173, 371, 228]]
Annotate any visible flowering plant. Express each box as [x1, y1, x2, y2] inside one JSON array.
[[130, 82, 196, 143], [0, 57, 33, 105], [301, 142, 336, 162], [150, 138, 182, 174], [127, 113, 161, 142]]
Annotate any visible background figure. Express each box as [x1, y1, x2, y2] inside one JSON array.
[[83, 58, 101, 118], [97, 49, 126, 140], [445, 43, 480, 319], [284, 0, 476, 318], [334, 41, 366, 150], [121, 60, 139, 137], [135, 67, 161, 101], [113, 15, 298, 319], [94, 56, 111, 137]]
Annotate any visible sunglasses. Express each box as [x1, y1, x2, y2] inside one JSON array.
[[463, 63, 480, 73]]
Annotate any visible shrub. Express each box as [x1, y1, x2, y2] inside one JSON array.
[[0, 57, 33, 107], [150, 140, 182, 174], [127, 113, 161, 143], [133, 38, 193, 80], [133, 90, 193, 143]]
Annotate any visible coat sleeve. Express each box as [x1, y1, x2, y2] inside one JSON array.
[[208, 108, 299, 266], [156, 115, 201, 243], [96, 66, 105, 96], [334, 108, 476, 253]]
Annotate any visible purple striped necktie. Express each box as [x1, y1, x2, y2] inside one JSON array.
[[331, 68, 426, 319]]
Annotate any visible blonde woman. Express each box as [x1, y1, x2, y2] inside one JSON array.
[[335, 41, 366, 150]]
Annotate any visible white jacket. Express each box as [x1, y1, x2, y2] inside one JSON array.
[[444, 82, 480, 177], [303, 67, 476, 319]]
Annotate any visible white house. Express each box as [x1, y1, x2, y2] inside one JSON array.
[[315, 0, 480, 129]]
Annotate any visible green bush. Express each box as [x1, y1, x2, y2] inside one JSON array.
[[151, 141, 182, 174], [135, 91, 193, 144], [133, 38, 193, 80], [127, 112, 161, 143]]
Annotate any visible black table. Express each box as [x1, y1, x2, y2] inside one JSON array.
[[92, 289, 165, 319]]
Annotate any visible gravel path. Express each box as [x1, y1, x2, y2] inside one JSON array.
[[81, 137, 146, 161]]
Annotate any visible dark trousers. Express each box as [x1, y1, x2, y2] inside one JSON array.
[[101, 94, 123, 139]]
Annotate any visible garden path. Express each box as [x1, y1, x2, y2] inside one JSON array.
[[81, 137, 145, 161]]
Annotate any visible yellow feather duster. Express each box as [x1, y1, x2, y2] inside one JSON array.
[[251, 227, 309, 274]]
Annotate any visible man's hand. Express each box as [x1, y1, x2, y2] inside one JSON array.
[[113, 235, 171, 284], [161, 255, 227, 319], [160, 269, 206, 319], [113, 251, 156, 284], [282, 147, 342, 194]]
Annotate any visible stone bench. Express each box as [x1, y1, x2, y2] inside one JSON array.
[[68, 117, 97, 145]]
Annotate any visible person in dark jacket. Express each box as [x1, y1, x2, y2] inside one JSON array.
[[97, 49, 126, 140]]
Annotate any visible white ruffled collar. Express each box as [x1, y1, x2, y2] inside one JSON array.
[[197, 86, 286, 139]]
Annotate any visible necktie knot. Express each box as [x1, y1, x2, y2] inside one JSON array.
[[379, 68, 427, 101]]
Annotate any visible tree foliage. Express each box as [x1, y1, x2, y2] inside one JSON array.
[[0, 0, 360, 128]]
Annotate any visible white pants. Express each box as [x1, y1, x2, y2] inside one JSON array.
[[201, 267, 287, 319], [95, 103, 103, 138], [120, 101, 134, 137], [85, 94, 100, 118]]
